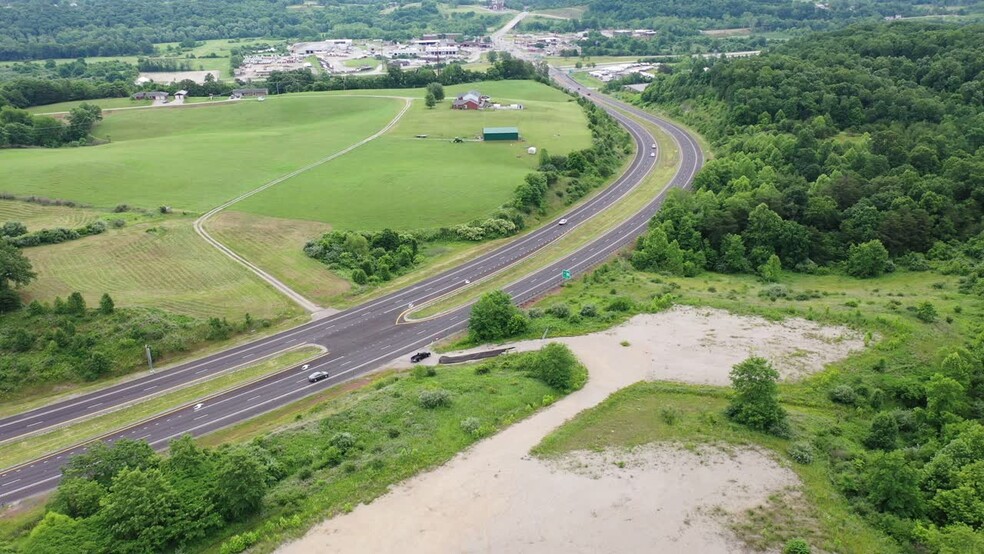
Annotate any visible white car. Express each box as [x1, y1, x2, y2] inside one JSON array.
[[650, 152, 656, 157], [651, 143, 656, 148], [558, 218, 568, 225], [308, 371, 329, 383]]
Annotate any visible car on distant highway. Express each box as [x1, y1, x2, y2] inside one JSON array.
[[652, 143, 657, 148], [308, 371, 329, 383], [410, 352, 431, 363], [650, 152, 656, 157], [558, 218, 568, 225]]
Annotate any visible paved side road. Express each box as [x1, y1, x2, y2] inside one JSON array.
[[0, 77, 703, 505]]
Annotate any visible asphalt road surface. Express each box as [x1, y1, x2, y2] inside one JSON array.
[[0, 75, 703, 505]]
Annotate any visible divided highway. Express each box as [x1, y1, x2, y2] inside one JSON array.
[[0, 76, 703, 504]]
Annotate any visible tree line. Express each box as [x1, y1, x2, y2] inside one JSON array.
[[0, 103, 103, 148], [631, 22, 984, 283], [516, 0, 967, 57]]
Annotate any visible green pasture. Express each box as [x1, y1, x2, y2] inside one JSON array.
[[0, 95, 403, 212], [235, 81, 591, 229]]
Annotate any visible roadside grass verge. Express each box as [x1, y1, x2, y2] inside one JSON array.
[[532, 382, 897, 553], [409, 112, 678, 320], [0, 347, 322, 471]]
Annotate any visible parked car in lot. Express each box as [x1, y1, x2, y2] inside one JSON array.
[[308, 371, 329, 383], [410, 352, 431, 363]]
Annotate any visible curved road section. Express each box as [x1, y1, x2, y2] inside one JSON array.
[[0, 76, 703, 504]]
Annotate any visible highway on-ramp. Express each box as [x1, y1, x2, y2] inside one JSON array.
[[0, 75, 703, 505]]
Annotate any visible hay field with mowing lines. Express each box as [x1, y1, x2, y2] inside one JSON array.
[[207, 211, 351, 303], [0, 200, 103, 229], [0, 95, 403, 212], [235, 81, 591, 230], [21, 216, 298, 320]]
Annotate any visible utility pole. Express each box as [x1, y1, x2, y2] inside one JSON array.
[[145, 344, 155, 373]]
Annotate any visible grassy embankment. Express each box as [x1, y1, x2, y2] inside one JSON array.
[[0, 347, 322, 471]]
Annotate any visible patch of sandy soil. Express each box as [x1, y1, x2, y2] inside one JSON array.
[[278, 306, 862, 553]]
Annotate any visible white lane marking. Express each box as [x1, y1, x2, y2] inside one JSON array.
[[144, 385, 157, 392], [149, 320, 464, 448], [1, 479, 20, 487], [0, 474, 60, 500]]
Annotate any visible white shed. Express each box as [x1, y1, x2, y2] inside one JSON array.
[[527, 146, 538, 155]]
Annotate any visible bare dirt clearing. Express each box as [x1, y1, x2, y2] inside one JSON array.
[[278, 306, 863, 553]]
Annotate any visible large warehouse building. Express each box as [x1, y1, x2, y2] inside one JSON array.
[[483, 127, 519, 141]]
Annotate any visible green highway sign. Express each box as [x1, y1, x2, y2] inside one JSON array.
[[562, 269, 572, 280]]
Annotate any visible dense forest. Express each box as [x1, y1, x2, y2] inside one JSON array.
[[631, 22, 984, 549], [518, 0, 982, 56], [0, 0, 503, 61]]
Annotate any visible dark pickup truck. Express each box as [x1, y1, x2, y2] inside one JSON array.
[[410, 352, 431, 363]]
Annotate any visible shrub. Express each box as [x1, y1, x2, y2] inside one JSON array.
[[788, 442, 814, 464], [783, 538, 811, 554], [528, 343, 585, 392], [758, 284, 788, 301], [460, 417, 481, 435], [829, 385, 858, 405], [726, 357, 788, 435], [606, 296, 634, 312], [648, 293, 674, 312], [915, 301, 938, 323], [328, 432, 356, 451], [579, 304, 597, 317], [547, 304, 570, 319], [659, 407, 679, 425], [418, 389, 452, 409]]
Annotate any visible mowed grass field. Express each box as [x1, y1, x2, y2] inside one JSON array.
[[0, 200, 103, 229], [207, 211, 352, 303], [21, 214, 298, 320], [233, 80, 591, 230], [0, 95, 404, 212]]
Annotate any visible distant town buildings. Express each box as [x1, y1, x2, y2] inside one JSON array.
[[588, 63, 659, 83]]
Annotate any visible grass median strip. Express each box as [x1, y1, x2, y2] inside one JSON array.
[[0, 347, 322, 470], [408, 113, 680, 320]]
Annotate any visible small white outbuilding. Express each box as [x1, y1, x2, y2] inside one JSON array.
[[527, 146, 537, 155]]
